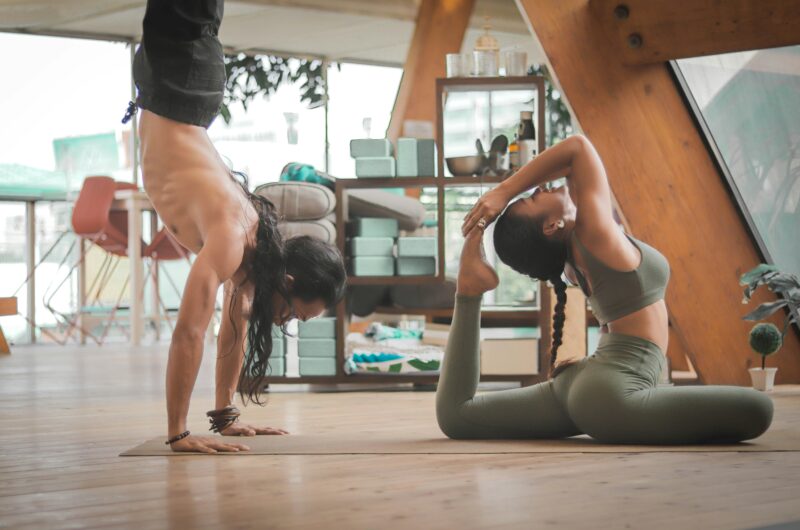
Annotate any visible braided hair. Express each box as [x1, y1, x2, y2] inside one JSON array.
[[493, 199, 570, 376]]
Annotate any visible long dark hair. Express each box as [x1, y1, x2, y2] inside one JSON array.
[[228, 171, 346, 405], [493, 199, 569, 377]]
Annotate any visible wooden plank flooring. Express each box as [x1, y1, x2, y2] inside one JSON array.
[[1, 342, 799, 529]]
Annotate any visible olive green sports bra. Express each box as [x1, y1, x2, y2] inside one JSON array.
[[567, 231, 670, 326]]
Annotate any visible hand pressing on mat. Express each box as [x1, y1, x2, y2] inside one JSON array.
[[170, 435, 251, 454], [221, 422, 289, 436]]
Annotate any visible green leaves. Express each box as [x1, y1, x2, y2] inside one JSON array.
[[740, 263, 800, 337], [743, 300, 788, 321], [220, 53, 332, 124], [739, 263, 778, 286]]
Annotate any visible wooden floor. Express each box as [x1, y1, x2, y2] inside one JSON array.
[[1, 343, 799, 530]]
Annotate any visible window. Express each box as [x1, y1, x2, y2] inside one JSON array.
[[208, 59, 327, 186], [675, 46, 800, 277], [327, 62, 402, 177], [0, 34, 133, 343]]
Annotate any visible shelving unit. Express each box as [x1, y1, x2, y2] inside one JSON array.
[[260, 75, 549, 387]]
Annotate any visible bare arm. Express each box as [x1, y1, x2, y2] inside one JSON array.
[[213, 282, 289, 436], [214, 280, 248, 411], [462, 135, 616, 238], [166, 228, 250, 452]]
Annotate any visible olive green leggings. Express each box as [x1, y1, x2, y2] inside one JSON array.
[[436, 295, 774, 444]]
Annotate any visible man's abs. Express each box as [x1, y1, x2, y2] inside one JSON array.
[[138, 110, 251, 254]]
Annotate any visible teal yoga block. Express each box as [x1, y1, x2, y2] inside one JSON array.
[[298, 317, 337, 338], [397, 138, 436, 177], [347, 218, 399, 238], [271, 338, 285, 358], [299, 357, 337, 376], [298, 338, 337, 358], [347, 237, 395, 257], [348, 256, 395, 277], [397, 257, 436, 276], [268, 357, 285, 376], [356, 157, 396, 178], [350, 138, 393, 158], [397, 237, 437, 257]]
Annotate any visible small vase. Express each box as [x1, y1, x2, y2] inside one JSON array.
[[748, 367, 778, 392]]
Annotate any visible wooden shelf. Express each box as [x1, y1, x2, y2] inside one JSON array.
[[373, 305, 537, 317], [335, 176, 507, 188], [337, 177, 438, 188], [438, 76, 544, 92], [347, 275, 444, 286], [370, 306, 540, 327], [281, 74, 552, 388], [442, 175, 506, 186]]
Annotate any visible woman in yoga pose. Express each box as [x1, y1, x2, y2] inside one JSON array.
[[436, 134, 773, 444], [126, 0, 346, 453]]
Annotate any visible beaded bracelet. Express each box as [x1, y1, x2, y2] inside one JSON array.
[[165, 430, 190, 445], [207, 405, 241, 434]]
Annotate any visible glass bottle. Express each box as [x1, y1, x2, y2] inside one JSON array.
[[517, 111, 537, 166]]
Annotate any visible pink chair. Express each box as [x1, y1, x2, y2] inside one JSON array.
[[141, 228, 192, 335], [42, 176, 144, 344]]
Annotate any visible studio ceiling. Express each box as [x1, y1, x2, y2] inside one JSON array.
[[0, 0, 545, 65]]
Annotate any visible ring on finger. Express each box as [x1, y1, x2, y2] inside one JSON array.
[[477, 217, 487, 229]]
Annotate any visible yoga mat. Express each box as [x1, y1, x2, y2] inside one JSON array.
[[121, 427, 800, 456]]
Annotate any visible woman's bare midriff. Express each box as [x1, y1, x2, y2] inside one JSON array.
[[605, 300, 669, 354], [138, 110, 257, 254]]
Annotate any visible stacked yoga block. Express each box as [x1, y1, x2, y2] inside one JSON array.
[[396, 236, 437, 276], [347, 218, 398, 276], [298, 317, 337, 376], [350, 138, 436, 178], [268, 325, 286, 376], [347, 218, 437, 277]]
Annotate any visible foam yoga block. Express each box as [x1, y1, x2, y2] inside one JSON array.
[[298, 317, 337, 338], [397, 257, 436, 276], [271, 338, 285, 358], [347, 218, 399, 238], [347, 237, 395, 257], [349, 257, 395, 276], [397, 138, 436, 177], [299, 358, 337, 376], [397, 237, 437, 257], [356, 157, 396, 178], [350, 138, 393, 158], [298, 338, 337, 358], [268, 357, 285, 376]]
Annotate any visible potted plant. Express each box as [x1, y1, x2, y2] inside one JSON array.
[[748, 323, 782, 391], [740, 264, 800, 390]]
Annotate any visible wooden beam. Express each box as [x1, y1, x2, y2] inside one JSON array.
[[387, 0, 475, 144], [589, 0, 800, 65], [517, 0, 800, 384]]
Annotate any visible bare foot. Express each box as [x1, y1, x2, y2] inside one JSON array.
[[457, 227, 500, 296]]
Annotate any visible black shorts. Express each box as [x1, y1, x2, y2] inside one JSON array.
[[131, 0, 226, 128]]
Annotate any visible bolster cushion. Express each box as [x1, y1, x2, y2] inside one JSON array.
[[255, 182, 335, 221], [347, 188, 426, 231]]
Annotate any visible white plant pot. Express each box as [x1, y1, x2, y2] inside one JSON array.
[[748, 367, 778, 392]]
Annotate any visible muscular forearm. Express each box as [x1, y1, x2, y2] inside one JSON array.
[[215, 334, 246, 409], [496, 135, 585, 199], [166, 328, 206, 436]]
